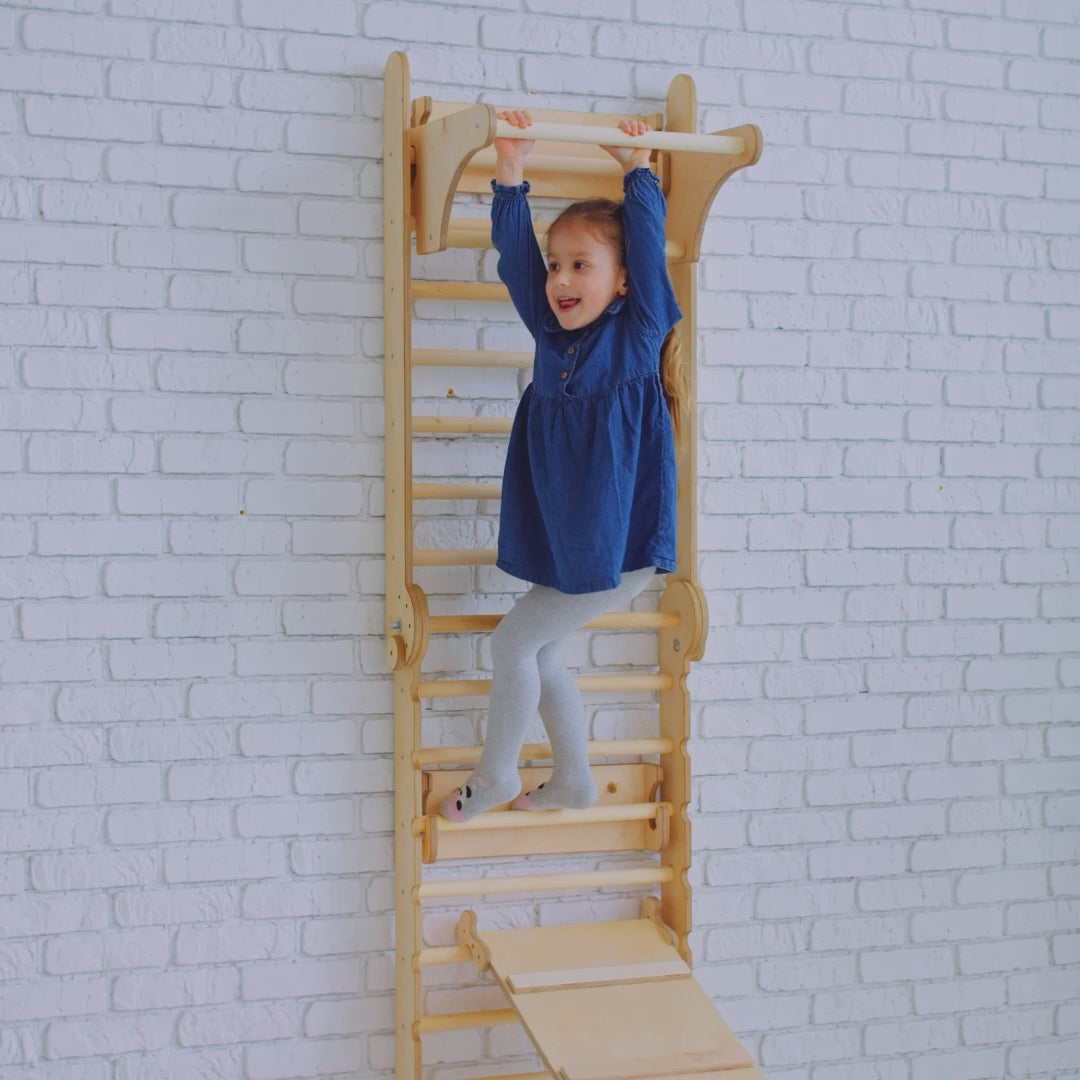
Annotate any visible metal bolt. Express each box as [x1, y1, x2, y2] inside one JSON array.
[[390, 620, 402, 631], [673, 639, 681, 651]]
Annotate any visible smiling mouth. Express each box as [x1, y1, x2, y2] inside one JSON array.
[[557, 297, 579, 312]]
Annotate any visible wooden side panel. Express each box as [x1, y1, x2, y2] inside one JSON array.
[[422, 100, 664, 201], [421, 763, 664, 861]]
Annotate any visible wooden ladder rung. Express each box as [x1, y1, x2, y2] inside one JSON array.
[[417, 944, 472, 967], [413, 482, 502, 500], [413, 280, 510, 301], [412, 348, 532, 368], [412, 416, 514, 435], [413, 738, 674, 767], [418, 673, 672, 699], [416, 802, 672, 837], [429, 611, 679, 634], [416, 1008, 518, 1034], [445, 215, 683, 258], [414, 548, 498, 566], [447, 216, 551, 248], [417, 865, 673, 900]]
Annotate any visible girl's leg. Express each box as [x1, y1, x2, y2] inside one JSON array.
[[514, 566, 655, 811], [441, 567, 656, 821], [512, 636, 595, 809]]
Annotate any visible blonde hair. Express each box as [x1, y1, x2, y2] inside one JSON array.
[[549, 199, 686, 444]]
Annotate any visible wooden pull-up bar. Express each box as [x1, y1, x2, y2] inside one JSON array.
[[494, 119, 745, 156]]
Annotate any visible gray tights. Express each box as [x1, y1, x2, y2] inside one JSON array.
[[443, 567, 656, 821]]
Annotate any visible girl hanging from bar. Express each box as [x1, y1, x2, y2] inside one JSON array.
[[441, 110, 685, 822]]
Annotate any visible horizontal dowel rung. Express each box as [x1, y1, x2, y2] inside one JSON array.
[[418, 673, 672, 699], [417, 865, 673, 899], [412, 349, 532, 368], [413, 737, 674, 767], [414, 548, 498, 567], [429, 610, 679, 634], [413, 482, 502, 500], [413, 280, 510, 301], [496, 118, 744, 155], [416, 944, 472, 967], [412, 416, 514, 435], [418, 802, 671, 836], [445, 217, 684, 259], [416, 1008, 518, 1033]]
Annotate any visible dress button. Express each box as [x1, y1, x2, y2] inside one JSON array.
[[560, 371, 568, 380]]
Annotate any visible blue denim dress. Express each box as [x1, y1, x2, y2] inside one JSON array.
[[491, 167, 681, 595]]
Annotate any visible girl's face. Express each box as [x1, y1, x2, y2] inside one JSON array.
[[545, 220, 628, 332]]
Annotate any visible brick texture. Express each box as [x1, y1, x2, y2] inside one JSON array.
[[0, 2, 1077, 1079]]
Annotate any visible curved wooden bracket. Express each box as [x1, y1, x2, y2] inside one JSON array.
[[456, 909, 491, 972], [659, 576, 708, 663], [386, 581, 429, 671], [663, 72, 763, 264], [410, 103, 497, 254]]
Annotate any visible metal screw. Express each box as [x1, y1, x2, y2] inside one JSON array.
[[673, 639, 681, 651]]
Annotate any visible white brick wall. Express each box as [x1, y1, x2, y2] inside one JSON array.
[[0, 1, 1077, 1078]]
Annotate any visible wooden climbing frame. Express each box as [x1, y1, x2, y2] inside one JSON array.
[[382, 50, 763, 1080]]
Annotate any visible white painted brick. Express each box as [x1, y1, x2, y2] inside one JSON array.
[[177, 1001, 296, 1046], [31, 850, 158, 892], [114, 968, 239, 1011], [44, 928, 169, 976], [24, 12, 150, 58], [167, 762, 287, 801], [164, 842, 285, 883], [36, 765, 159, 807], [160, 107, 281, 151], [116, 477, 239, 515], [246, 1037, 365, 1080], [107, 804, 230, 845], [46, 1014, 173, 1059], [112, 885, 238, 930]]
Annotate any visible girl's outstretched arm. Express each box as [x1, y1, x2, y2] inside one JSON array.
[[494, 109, 534, 185], [604, 121, 681, 336], [491, 110, 548, 338]]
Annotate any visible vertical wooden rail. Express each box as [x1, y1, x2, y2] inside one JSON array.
[[383, 50, 423, 1080], [654, 74, 762, 961], [657, 73, 704, 963]]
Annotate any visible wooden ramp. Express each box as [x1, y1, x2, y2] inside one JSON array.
[[457, 905, 766, 1080]]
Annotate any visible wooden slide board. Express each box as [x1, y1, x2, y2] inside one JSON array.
[[458, 913, 767, 1080]]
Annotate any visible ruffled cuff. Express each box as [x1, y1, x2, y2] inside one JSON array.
[[491, 179, 531, 196], [622, 166, 657, 192]]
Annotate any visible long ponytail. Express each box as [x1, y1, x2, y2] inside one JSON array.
[[660, 324, 687, 446]]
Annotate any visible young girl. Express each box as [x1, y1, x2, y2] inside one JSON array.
[[441, 109, 682, 822]]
